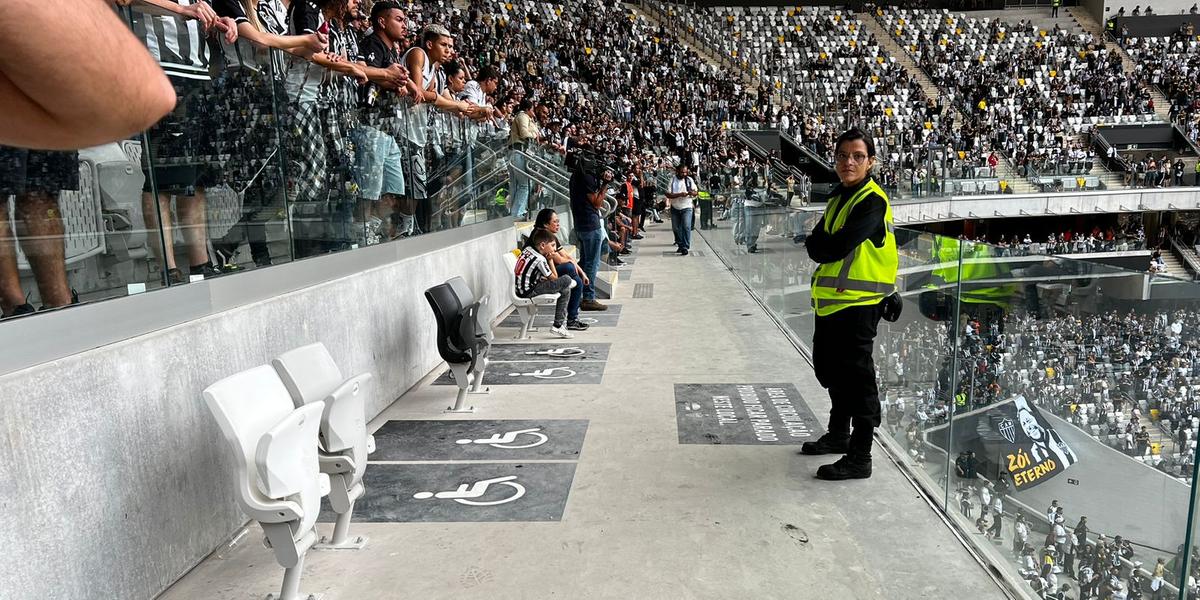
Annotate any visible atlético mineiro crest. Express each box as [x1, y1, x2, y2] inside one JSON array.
[[998, 418, 1017, 444]]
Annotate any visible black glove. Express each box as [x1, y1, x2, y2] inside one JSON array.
[[881, 292, 903, 323]]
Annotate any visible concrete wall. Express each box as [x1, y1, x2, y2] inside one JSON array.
[[889, 187, 1200, 224], [0, 223, 517, 600]]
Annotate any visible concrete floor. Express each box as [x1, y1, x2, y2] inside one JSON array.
[[159, 225, 1008, 600]]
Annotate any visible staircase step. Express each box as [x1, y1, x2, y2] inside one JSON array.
[[1068, 7, 1173, 123], [628, 3, 761, 92]]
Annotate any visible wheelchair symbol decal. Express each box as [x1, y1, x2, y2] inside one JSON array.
[[455, 427, 548, 449], [507, 367, 576, 379], [524, 347, 586, 358], [412, 475, 526, 506]]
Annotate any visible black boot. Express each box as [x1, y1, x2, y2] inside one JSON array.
[[799, 432, 850, 455], [815, 454, 872, 480], [816, 421, 876, 480], [800, 413, 850, 455]]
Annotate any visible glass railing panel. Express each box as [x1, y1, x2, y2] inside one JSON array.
[[705, 202, 1200, 597], [152, 56, 294, 272], [901, 236, 1195, 599], [0, 140, 168, 317]]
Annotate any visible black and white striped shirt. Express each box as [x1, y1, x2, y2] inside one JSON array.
[[209, 0, 266, 74], [128, 0, 211, 79], [256, 0, 289, 78], [286, 0, 326, 103], [514, 247, 552, 297]]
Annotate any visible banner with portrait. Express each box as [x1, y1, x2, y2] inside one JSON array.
[[995, 395, 1079, 490], [925, 395, 1079, 491]]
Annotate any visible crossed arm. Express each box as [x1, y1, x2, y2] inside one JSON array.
[[0, 0, 177, 150]]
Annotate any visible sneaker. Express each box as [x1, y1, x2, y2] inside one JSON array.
[[748, 245, 758, 254], [619, 248, 632, 255], [799, 433, 850, 455], [815, 455, 872, 480], [675, 247, 685, 254], [681, 249, 689, 256], [2, 303, 36, 319], [397, 213, 416, 237], [190, 263, 223, 279], [631, 233, 644, 240], [580, 299, 608, 311], [566, 319, 590, 331], [167, 268, 187, 285], [549, 324, 574, 339]]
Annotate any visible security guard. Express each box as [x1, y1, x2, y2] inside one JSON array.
[[1051, 0, 1060, 17], [800, 128, 902, 480]]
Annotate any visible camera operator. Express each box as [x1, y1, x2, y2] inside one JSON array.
[[568, 146, 614, 312]]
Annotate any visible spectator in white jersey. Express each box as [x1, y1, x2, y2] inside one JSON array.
[[402, 24, 484, 233], [515, 229, 577, 339]]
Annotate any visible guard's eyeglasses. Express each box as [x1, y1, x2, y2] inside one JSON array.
[[836, 152, 871, 164]]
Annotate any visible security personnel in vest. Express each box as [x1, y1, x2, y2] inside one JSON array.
[[800, 128, 902, 480], [1051, 0, 1060, 18]]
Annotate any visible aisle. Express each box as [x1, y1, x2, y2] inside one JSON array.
[[161, 225, 1007, 600]]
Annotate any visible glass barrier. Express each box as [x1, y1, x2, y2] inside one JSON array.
[[0, 7, 555, 323], [700, 206, 1200, 599]]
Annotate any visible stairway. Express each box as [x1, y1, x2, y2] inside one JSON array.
[[863, 11, 1039, 195], [1158, 251, 1187, 277], [1164, 244, 1197, 279], [627, 3, 762, 92], [858, 11, 943, 103], [994, 161, 1039, 194], [1068, 6, 1173, 123], [1093, 162, 1129, 190]]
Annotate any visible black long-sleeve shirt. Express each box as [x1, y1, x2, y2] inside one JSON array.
[[805, 178, 886, 265]]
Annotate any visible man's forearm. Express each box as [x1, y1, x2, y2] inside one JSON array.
[[0, 0, 175, 149]]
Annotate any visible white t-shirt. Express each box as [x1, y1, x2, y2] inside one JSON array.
[[668, 175, 697, 210]]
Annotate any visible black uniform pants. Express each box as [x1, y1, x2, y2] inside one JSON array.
[[812, 303, 884, 444]]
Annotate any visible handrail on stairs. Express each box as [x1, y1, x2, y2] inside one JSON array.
[[1168, 237, 1200, 281]]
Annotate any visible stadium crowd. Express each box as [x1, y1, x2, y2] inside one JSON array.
[[884, 303, 1199, 598]]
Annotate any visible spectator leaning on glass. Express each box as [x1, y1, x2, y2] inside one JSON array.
[[800, 127, 902, 481], [508, 98, 541, 221], [403, 23, 481, 232], [353, 0, 416, 243]]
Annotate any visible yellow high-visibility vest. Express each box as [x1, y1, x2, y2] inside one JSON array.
[[811, 179, 897, 316], [931, 238, 1015, 308]]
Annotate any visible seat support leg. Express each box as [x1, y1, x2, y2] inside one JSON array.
[[518, 305, 537, 339], [266, 554, 323, 600], [445, 362, 476, 413], [469, 357, 491, 395], [314, 504, 368, 550]]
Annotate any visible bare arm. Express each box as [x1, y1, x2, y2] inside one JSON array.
[[235, 21, 326, 57], [0, 0, 176, 150], [122, 0, 217, 29], [307, 53, 366, 83], [405, 48, 467, 112]]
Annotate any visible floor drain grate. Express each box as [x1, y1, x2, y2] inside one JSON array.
[[633, 283, 654, 298]]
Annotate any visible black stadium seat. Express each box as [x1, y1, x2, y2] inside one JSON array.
[[425, 279, 491, 412]]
